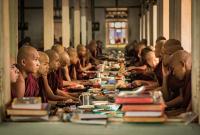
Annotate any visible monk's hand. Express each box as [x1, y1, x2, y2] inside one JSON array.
[[65, 99, 73, 103], [87, 63, 93, 69], [133, 80, 143, 86], [162, 63, 170, 77], [127, 66, 135, 71]]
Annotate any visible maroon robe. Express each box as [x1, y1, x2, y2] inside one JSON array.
[[47, 69, 63, 94], [12, 73, 46, 102], [37, 76, 48, 103], [181, 72, 191, 109], [154, 61, 163, 86], [24, 73, 39, 97]]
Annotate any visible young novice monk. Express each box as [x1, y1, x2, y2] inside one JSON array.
[[12, 46, 41, 98], [36, 51, 73, 102], [10, 58, 19, 83], [166, 50, 192, 115], [51, 44, 65, 55], [161, 39, 184, 100], [67, 47, 81, 80], [45, 50, 78, 101], [77, 44, 93, 71], [132, 48, 160, 90]]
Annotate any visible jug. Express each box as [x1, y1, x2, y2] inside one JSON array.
[[79, 92, 92, 105]]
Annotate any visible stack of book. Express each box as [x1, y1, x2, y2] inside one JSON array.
[[7, 97, 49, 121], [70, 113, 107, 125], [115, 91, 167, 123]]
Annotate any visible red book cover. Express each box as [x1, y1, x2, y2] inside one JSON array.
[[121, 103, 166, 112], [115, 97, 154, 104]]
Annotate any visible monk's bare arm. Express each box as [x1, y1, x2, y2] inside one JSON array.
[[64, 66, 71, 81], [56, 89, 79, 101], [42, 76, 69, 101], [14, 73, 25, 98], [166, 95, 183, 108]]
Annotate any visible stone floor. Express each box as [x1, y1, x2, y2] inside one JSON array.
[[0, 122, 200, 135]]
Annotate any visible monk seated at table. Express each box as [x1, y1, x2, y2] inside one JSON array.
[[35, 51, 74, 102], [11, 46, 45, 100], [66, 47, 80, 80], [131, 47, 160, 90], [51, 44, 65, 55], [58, 50, 84, 89], [77, 44, 94, 71], [45, 49, 78, 101], [165, 50, 192, 116], [161, 39, 184, 101], [86, 40, 101, 65], [10, 57, 19, 84], [127, 41, 146, 68]]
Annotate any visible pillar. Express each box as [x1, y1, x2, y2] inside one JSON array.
[[62, 0, 70, 47], [81, 0, 87, 45], [74, 0, 80, 47], [181, 0, 191, 52], [43, 0, 54, 50]]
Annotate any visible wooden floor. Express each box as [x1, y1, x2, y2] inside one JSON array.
[[0, 122, 200, 135]]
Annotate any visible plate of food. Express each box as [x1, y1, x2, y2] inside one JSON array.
[[67, 84, 87, 93]]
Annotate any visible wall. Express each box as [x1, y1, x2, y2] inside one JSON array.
[[19, 0, 140, 49], [94, 0, 140, 47], [18, 0, 43, 49]]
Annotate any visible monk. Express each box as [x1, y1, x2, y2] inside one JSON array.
[[35, 51, 73, 102], [12, 45, 41, 98], [51, 44, 65, 55], [132, 47, 160, 90], [154, 39, 166, 86], [67, 47, 81, 80], [127, 41, 146, 69], [86, 40, 101, 65], [161, 39, 184, 100], [10, 58, 19, 83], [77, 44, 93, 71], [59, 51, 71, 81], [45, 49, 78, 101], [59, 50, 82, 86], [166, 50, 192, 115]]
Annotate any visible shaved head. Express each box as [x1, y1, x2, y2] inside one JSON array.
[[162, 39, 183, 66], [38, 51, 49, 76], [60, 51, 70, 66], [162, 39, 183, 55], [17, 45, 38, 65], [17, 45, 40, 73], [169, 50, 191, 70], [45, 49, 59, 61], [45, 49, 60, 70], [51, 44, 64, 55], [155, 40, 166, 58], [169, 50, 191, 80], [38, 51, 49, 63], [67, 47, 79, 65]]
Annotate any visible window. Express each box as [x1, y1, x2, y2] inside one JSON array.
[[105, 8, 128, 48]]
